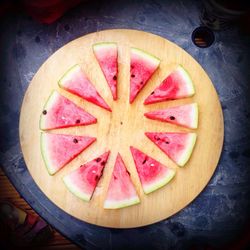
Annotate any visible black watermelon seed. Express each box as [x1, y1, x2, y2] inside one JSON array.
[[151, 91, 155, 95], [101, 161, 106, 166], [154, 135, 160, 141], [96, 157, 101, 162], [113, 75, 117, 80], [131, 74, 135, 78], [75, 119, 80, 124], [42, 110, 47, 115], [165, 141, 170, 144], [95, 175, 99, 181], [142, 157, 147, 164], [169, 116, 175, 120], [140, 81, 143, 85], [126, 170, 131, 176], [73, 138, 78, 143]]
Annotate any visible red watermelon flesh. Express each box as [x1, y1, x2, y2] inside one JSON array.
[[104, 153, 140, 209], [40, 90, 97, 130], [144, 65, 195, 105], [144, 103, 198, 129], [93, 42, 118, 100], [58, 64, 111, 111], [130, 147, 175, 194], [145, 132, 197, 167], [41, 132, 96, 175], [130, 48, 160, 103], [63, 151, 110, 201]]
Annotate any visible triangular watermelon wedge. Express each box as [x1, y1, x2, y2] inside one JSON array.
[[144, 65, 195, 105], [58, 64, 111, 111], [40, 90, 97, 130], [104, 153, 140, 209], [129, 48, 160, 103], [41, 132, 96, 175], [63, 151, 110, 201], [145, 132, 197, 167], [130, 147, 175, 194], [93, 42, 118, 100], [144, 103, 198, 129]]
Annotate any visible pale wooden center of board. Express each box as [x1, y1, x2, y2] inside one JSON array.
[[19, 29, 224, 228]]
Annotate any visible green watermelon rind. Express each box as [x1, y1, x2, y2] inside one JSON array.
[[143, 168, 176, 194], [39, 90, 59, 130], [40, 132, 57, 175], [104, 196, 140, 209], [63, 175, 91, 202], [178, 133, 197, 167], [93, 42, 117, 51], [58, 64, 80, 88], [131, 47, 160, 66], [177, 65, 195, 97]]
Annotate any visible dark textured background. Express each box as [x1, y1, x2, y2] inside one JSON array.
[[0, 0, 250, 249]]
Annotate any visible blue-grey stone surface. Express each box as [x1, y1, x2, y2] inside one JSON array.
[[0, 0, 249, 249]]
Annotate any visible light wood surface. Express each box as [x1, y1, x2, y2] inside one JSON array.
[[19, 29, 224, 228]]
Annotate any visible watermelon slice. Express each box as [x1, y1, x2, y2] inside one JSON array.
[[130, 147, 175, 194], [144, 103, 198, 129], [145, 132, 197, 167], [129, 48, 160, 103], [58, 64, 111, 111], [93, 42, 118, 100], [104, 153, 140, 209], [144, 65, 195, 105], [40, 90, 97, 130], [63, 151, 110, 201], [41, 132, 96, 175]]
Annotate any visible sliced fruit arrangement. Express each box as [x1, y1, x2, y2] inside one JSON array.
[[40, 90, 97, 130], [130, 48, 160, 103], [144, 65, 195, 105], [58, 64, 111, 111], [39, 43, 199, 209], [41, 132, 96, 175], [104, 153, 140, 209], [93, 42, 118, 100], [130, 147, 175, 194], [145, 132, 197, 167], [144, 103, 198, 129], [63, 151, 110, 201]]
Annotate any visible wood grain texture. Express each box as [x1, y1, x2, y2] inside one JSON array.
[[19, 29, 224, 228]]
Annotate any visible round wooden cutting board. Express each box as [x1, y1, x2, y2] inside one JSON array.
[[19, 29, 224, 228]]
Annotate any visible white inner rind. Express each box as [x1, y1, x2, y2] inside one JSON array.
[[40, 133, 56, 175], [143, 169, 176, 194], [63, 176, 91, 202], [190, 103, 199, 129], [177, 133, 197, 167], [58, 64, 80, 86], [93, 42, 117, 51], [177, 65, 195, 96], [104, 196, 140, 209], [131, 48, 160, 66], [39, 90, 59, 130]]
